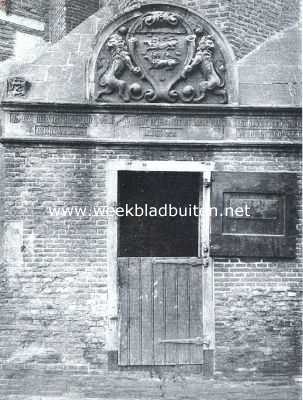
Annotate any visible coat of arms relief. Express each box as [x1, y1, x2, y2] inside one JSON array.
[[95, 7, 228, 104]]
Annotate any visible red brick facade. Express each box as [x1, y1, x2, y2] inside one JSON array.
[[0, 144, 301, 378]]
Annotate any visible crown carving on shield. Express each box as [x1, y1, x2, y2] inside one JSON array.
[[94, 6, 228, 104]]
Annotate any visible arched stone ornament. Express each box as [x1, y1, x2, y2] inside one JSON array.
[[90, 3, 237, 105]]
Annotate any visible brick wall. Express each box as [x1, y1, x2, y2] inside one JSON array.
[[0, 0, 300, 62], [0, 0, 47, 63], [115, 0, 301, 58], [0, 143, 301, 378], [215, 271, 302, 376], [219, 273, 303, 374], [48, 0, 66, 43], [3, 3, 300, 107], [8, 0, 47, 21], [46, 0, 301, 54], [0, 144, 4, 258], [0, 1, 301, 397], [66, 0, 100, 32], [48, 0, 100, 42], [0, 20, 15, 61]]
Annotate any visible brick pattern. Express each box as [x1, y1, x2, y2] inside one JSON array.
[[215, 264, 302, 376], [0, 1, 47, 63], [0, 20, 15, 61], [117, 0, 301, 58], [0, 144, 301, 377], [0, 0, 300, 61], [6, 6, 300, 107], [48, 0, 100, 43], [0, 145, 4, 291], [48, 0, 66, 43], [227, 0, 300, 58], [8, 0, 47, 21], [66, 0, 100, 32]]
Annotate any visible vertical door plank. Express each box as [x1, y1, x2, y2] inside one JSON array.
[[190, 266, 204, 364], [128, 258, 141, 365], [153, 262, 165, 365], [177, 264, 191, 364], [141, 258, 154, 365], [165, 265, 178, 364], [119, 258, 204, 366], [119, 258, 130, 365]]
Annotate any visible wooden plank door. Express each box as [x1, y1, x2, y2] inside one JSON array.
[[118, 257, 204, 366]]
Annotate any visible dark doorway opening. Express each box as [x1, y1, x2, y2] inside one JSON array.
[[118, 171, 200, 257]]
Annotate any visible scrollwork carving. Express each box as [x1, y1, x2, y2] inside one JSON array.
[[143, 11, 179, 26], [143, 12, 179, 27]]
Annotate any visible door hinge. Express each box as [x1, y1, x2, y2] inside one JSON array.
[[203, 177, 213, 188], [202, 245, 209, 268], [158, 336, 210, 347]]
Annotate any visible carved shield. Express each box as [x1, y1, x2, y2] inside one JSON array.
[[7, 77, 31, 97], [128, 12, 195, 102]]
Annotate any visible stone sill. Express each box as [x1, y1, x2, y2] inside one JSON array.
[[1, 101, 302, 116], [0, 137, 301, 149]]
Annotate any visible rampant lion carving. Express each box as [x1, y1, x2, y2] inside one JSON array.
[[97, 32, 142, 102], [182, 35, 226, 102]]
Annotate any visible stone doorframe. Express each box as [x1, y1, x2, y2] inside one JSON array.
[[105, 160, 215, 373]]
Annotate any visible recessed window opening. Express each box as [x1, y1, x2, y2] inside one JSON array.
[[118, 171, 200, 257]]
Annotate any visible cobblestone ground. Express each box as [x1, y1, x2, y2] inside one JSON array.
[[0, 367, 301, 400]]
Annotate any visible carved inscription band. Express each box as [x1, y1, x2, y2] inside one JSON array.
[[5, 112, 302, 143]]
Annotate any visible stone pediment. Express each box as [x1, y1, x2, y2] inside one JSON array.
[[90, 4, 236, 105], [0, 2, 237, 106], [0, 2, 300, 107]]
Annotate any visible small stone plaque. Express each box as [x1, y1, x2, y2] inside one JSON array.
[[236, 129, 301, 141], [89, 114, 225, 141], [10, 112, 92, 127], [233, 117, 302, 142], [7, 112, 91, 138]]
